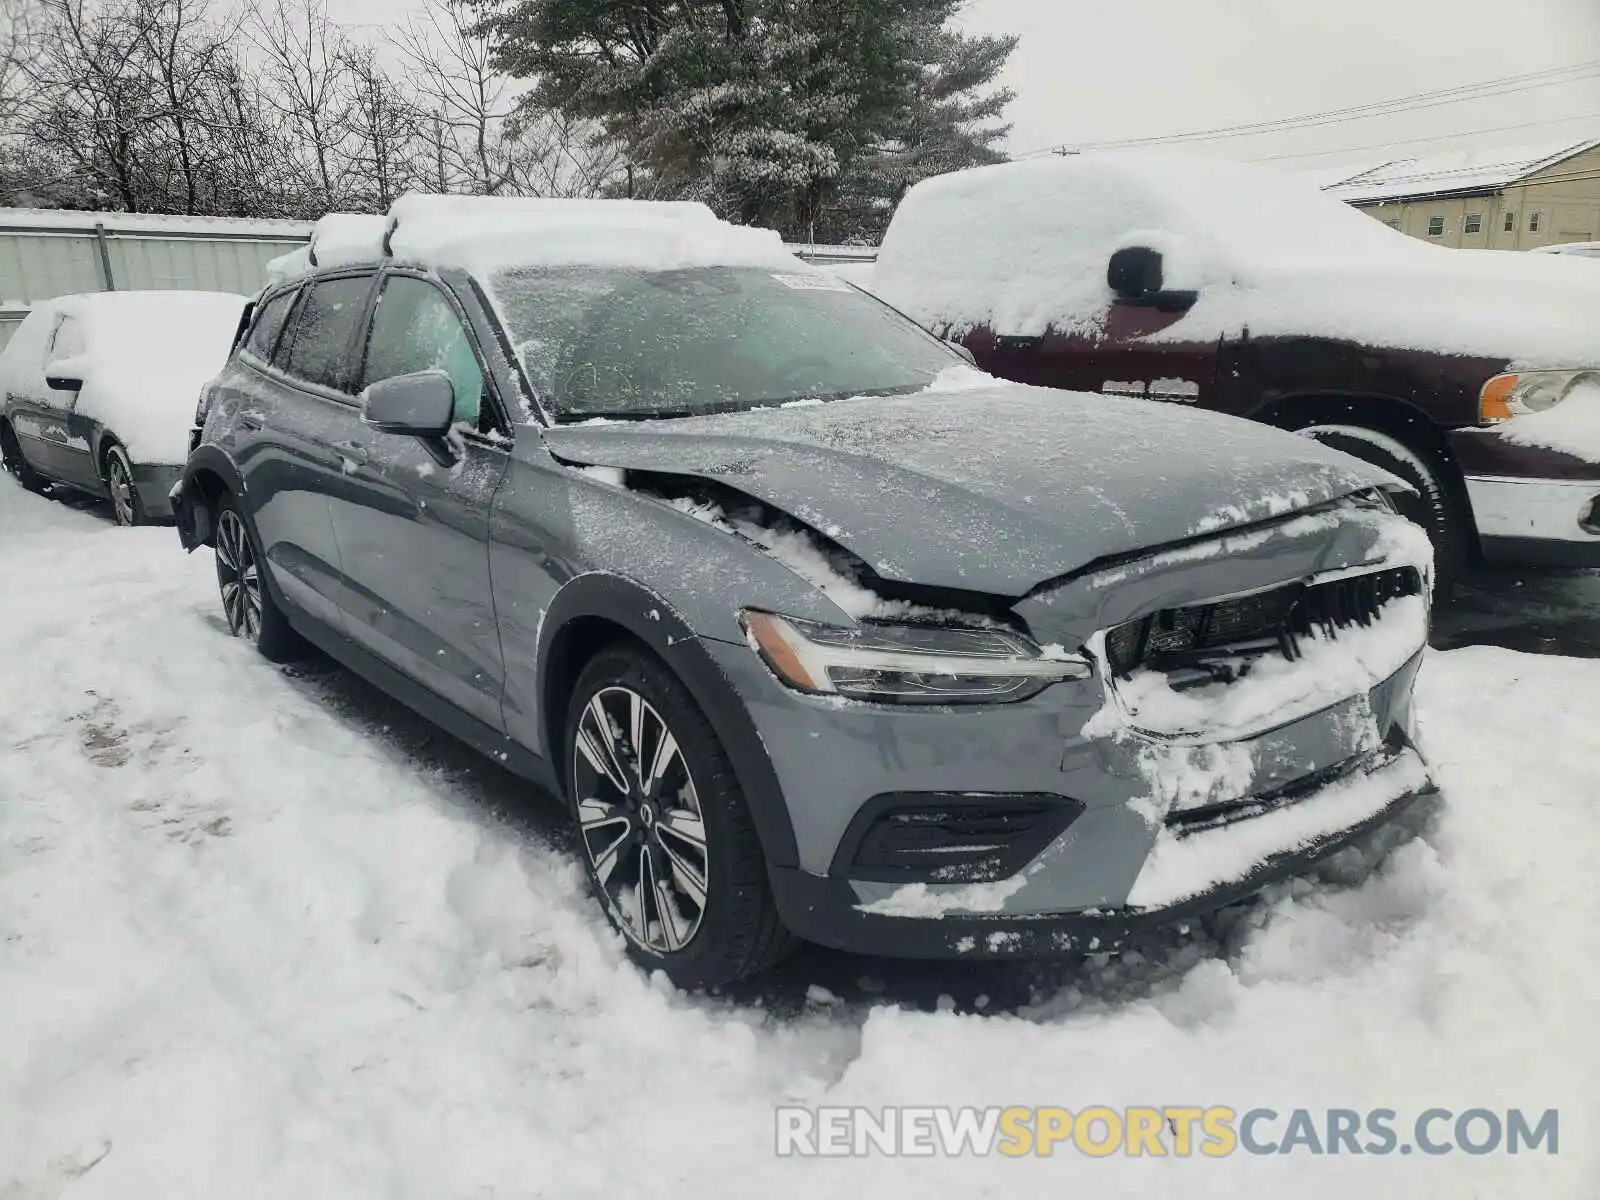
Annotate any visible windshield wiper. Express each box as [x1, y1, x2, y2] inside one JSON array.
[[555, 385, 927, 424]]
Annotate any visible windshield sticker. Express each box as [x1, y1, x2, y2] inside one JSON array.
[[771, 273, 854, 293]]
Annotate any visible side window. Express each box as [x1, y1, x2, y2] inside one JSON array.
[[50, 316, 86, 362], [281, 275, 374, 393], [246, 289, 297, 359], [361, 276, 487, 430]]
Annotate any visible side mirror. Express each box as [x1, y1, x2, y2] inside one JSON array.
[[1107, 246, 1165, 300], [944, 339, 977, 366], [45, 360, 84, 392], [361, 370, 454, 439], [1107, 246, 1200, 312]]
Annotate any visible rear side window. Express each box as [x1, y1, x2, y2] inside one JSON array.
[[281, 275, 373, 393], [246, 289, 298, 360], [361, 276, 487, 429]]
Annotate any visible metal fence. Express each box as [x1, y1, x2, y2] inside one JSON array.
[[0, 210, 314, 349], [0, 207, 878, 350]]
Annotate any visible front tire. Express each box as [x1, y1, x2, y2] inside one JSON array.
[[1, 421, 47, 494], [213, 492, 305, 662], [566, 645, 795, 988], [1294, 423, 1467, 599], [103, 442, 146, 527]]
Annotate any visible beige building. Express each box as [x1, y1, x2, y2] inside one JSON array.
[[1318, 138, 1600, 250]]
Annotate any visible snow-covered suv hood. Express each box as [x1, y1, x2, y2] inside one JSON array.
[[542, 382, 1394, 597], [1160, 247, 1600, 368]]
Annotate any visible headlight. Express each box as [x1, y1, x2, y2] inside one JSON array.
[[741, 611, 1091, 705], [1480, 369, 1598, 423]]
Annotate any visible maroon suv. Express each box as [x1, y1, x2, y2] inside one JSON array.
[[867, 154, 1600, 591]]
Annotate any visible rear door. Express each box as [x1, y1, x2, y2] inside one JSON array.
[[232, 273, 376, 632], [325, 270, 510, 730]]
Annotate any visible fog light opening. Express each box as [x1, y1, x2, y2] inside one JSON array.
[[1579, 495, 1600, 537]]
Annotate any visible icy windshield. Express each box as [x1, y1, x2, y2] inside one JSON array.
[[490, 265, 961, 420]]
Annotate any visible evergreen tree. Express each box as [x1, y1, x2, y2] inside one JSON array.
[[472, 0, 1015, 242]]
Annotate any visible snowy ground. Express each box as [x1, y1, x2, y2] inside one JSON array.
[[2, 474, 1597, 1198]]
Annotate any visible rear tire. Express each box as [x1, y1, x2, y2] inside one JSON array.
[[1, 421, 47, 495], [565, 644, 796, 988], [1294, 423, 1466, 600], [103, 442, 146, 527], [213, 491, 306, 663]]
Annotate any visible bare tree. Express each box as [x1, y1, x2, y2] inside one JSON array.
[[391, 0, 519, 195], [252, 0, 359, 213], [344, 43, 422, 211], [0, 0, 34, 125]]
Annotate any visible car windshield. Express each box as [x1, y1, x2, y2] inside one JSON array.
[[489, 265, 961, 420]]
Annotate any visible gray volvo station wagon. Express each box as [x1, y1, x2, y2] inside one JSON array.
[[173, 197, 1438, 987]]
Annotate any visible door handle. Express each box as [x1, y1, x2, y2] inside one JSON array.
[[240, 410, 265, 430], [334, 440, 370, 465]]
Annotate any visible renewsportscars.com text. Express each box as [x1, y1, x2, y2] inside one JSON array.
[[775, 1106, 1559, 1159]]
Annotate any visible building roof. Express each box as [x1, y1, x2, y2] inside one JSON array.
[[1315, 138, 1600, 205]]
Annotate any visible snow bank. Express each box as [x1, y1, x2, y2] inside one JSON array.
[[0, 475, 1595, 1198], [872, 153, 1600, 364], [1495, 378, 1600, 464]]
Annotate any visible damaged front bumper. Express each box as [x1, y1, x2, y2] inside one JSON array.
[[718, 501, 1438, 961], [769, 751, 1433, 960]]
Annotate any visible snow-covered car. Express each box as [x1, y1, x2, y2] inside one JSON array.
[[1530, 241, 1600, 257], [171, 197, 1437, 987], [868, 155, 1600, 593], [0, 290, 248, 525]]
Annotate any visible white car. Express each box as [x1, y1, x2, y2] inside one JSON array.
[[0, 290, 248, 525], [1530, 241, 1600, 258]]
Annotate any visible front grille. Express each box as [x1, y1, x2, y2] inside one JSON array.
[[835, 794, 1085, 883], [1104, 566, 1421, 681]]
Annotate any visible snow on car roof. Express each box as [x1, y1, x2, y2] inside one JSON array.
[[872, 152, 1420, 340], [871, 151, 1600, 364], [265, 213, 387, 284], [385, 194, 798, 276]]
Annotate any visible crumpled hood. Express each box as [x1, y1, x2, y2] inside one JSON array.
[[542, 383, 1394, 596]]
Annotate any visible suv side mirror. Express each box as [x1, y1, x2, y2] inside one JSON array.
[[44, 361, 84, 392], [1107, 246, 1164, 300], [362, 370, 454, 439], [1107, 246, 1200, 312]]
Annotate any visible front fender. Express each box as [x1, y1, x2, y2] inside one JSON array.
[[536, 571, 801, 869]]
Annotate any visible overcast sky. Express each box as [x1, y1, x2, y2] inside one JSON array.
[[329, 0, 1600, 172]]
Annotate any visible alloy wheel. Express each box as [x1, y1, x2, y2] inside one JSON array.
[[107, 452, 136, 525], [215, 509, 262, 639], [573, 686, 710, 955]]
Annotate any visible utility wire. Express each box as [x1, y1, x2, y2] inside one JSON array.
[[1015, 59, 1600, 158]]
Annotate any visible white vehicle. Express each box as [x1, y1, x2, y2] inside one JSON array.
[[0, 290, 248, 525], [1530, 242, 1600, 258]]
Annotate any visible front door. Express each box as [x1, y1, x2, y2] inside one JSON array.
[[327, 271, 510, 731], [968, 301, 1221, 412]]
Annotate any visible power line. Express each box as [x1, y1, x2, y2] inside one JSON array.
[[1015, 59, 1600, 158], [1251, 114, 1600, 164]]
